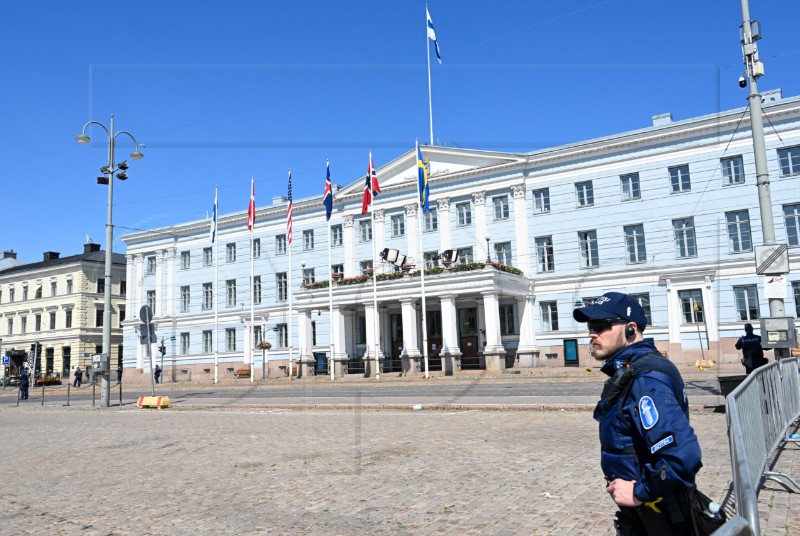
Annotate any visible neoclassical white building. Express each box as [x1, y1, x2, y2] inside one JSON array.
[[121, 89, 800, 379]]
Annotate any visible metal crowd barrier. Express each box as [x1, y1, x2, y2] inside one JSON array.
[[713, 357, 800, 536]]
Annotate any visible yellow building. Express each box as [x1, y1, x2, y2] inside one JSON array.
[[0, 243, 126, 380]]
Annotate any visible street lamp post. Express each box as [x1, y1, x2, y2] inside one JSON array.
[[485, 233, 491, 263], [76, 115, 143, 408]]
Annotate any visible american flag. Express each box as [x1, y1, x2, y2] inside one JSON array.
[[361, 152, 380, 215], [247, 177, 255, 232], [287, 170, 293, 245]]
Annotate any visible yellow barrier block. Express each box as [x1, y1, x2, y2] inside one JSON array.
[[137, 395, 171, 409]]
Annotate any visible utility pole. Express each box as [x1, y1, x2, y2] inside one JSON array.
[[740, 0, 789, 359]]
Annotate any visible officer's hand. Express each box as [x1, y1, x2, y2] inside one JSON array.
[[606, 479, 642, 507]]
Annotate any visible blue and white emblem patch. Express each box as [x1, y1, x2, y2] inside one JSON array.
[[650, 435, 674, 454], [639, 396, 659, 429]]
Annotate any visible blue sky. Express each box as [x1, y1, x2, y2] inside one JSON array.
[[3, 0, 799, 263]]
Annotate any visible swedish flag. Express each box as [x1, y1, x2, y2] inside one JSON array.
[[417, 143, 430, 212]]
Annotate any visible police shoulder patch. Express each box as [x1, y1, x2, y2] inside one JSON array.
[[638, 395, 659, 429], [650, 434, 674, 454]]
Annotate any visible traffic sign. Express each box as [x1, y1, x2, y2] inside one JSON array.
[[139, 305, 153, 325], [1, 356, 8, 365]]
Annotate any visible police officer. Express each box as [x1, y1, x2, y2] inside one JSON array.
[[735, 323, 769, 375], [154, 365, 161, 384], [574, 292, 702, 535], [73, 366, 83, 388], [19, 368, 29, 400]]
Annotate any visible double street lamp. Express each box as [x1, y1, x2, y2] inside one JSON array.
[[76, 115, 144, 407]]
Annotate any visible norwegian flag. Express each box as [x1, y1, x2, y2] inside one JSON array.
[[361, 152, 380, 215], [287, 170, 293, 245], [247, 177, 255, 232], [323, 160, 333, 221]]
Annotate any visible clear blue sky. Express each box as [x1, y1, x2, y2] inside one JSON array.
[[3, 0, 799, 263]]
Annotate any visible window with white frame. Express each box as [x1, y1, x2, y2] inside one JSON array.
[[532, 188, 550, 214], [226, 243, 236, 262], [624, 224, 647, 263], [578, 230, 599, 268], [672, 218, 697, 258], [456, 202, 472, 226], [456, 247, 473, 264], [303, 268, 315, 286], [180, 332, 190, 355], [202, 283, 213, 310], [391, 214, 405, 237], [540, 301, 559, 331], [252, 238, 261, 258], [630, 293, 652, 326], [535, 236, 554, 272], [21, 316, 27, 334], [66, 280, 73, 294], [620, 173, 641, 201], [499, 303, 515, 335], [180, 251, 191, 270], [277, 324, 288, 348], [494, 242, 512, 265], [225, 328, 236, 352], [359, 220, 372, 242], [726, 210, 752, 252], [180, 286, 190, 313], [493, 196, 510, 220], [575, 181, 594, 207], [276, 272, 287, 301], [303, 230, 314, 251], [276, 234, 287, 254], [203, 247, 212, 266], [146, 256, 156, 275], [331, 264, 343, 278], [65, 310, 72, 328], [423, 251, 439, 268], [253, 275, 261, 305], [203, 330, 213, 353], [678, 289, 704, 323], [331, 225, 343, 246], [734, 285, 760, 321], [97, 279, 105, 294], [360, 260, 373, 275], [424, 208, 438, 231], [253, 325, 263, 346], [722, 156, 745, 185], [22, 287, 27, 301], [50, 281, 57, 297], [226, 279, 236, 308], [669, 165, 691, 193], [778, 146, 800, 176], [7, 318, 12, 335], [784, 204, 800, 246], [147, 290, 156, 311], [49, 312, 56, 330]]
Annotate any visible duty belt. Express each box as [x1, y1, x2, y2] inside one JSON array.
[[601, 443, 637, 455]]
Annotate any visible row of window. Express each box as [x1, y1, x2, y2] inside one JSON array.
[[0, 278, 127, 305], [3, 307, 126, 336]]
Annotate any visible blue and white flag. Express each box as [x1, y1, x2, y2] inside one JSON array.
[[426, 6, 441, 64], [210, 187, 218, 244]]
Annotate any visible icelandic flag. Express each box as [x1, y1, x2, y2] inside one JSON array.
[[361, 152, 380, 215], [247, 177, 255, 232], [427, 6, 441, 64], [323, 160, 333, 221], [417, 142, 430, 212], [210, 187, 218, 244]]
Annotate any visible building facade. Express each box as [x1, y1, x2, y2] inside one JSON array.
[[121, 89, 800, 379], [0, 244, 127, 379]]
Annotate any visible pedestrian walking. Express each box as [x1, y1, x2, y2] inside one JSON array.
[[117, 366, 123, 384], [735, 323, 770, 375], [73, 366, 83, 388], [574, 292, 708, 535], [154, 365, 161, 384], [19, 368, 29, 400]]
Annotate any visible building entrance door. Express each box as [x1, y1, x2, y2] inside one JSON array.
[[458, 307, 483, 370], [387, 313, 403, 373]]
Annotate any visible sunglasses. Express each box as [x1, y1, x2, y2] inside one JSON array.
[[587, 318, 628, 334]]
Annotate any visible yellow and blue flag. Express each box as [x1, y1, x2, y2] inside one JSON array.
[[417, 142, 430, 212]]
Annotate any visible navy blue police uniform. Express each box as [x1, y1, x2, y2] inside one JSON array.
[[735, 324, 767, 375], [19, 370, 29, 399]]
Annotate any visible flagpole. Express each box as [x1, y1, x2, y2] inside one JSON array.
[[213, 186, 219, 385], [324, 160, 336, 381], [250, 230, 255, 383], [416, 140, 430, 379], [426, 4, 434, 146], [288, 169, 294, 379], [370, 163, 380, 380]]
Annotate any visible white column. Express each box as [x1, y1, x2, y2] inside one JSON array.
[[154, 250, 164, 317], [511, 184, 531, 275], [125, 254, 135, 313], [134, 254, 144, 369], [472, 192, 488, 261], [363, 302, 384, 376], [437, 198, 451, 252], [165, 247, 176, 317], [343, 215, 355, 277], [297, 308, 313, 377], [400, 297, 421, 375], [332, 305, 349, 372], [439, 294, 461, 374], [482, 290, 505, 371], [516, 284, 538, 367], [405, 203, 418, 265]]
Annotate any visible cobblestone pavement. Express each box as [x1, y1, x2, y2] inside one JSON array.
[[4, 406, 796, 535]]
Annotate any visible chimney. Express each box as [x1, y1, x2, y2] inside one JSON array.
[[2, 250, 16, 260], [84, 243, 101, 254], [652, 113, 673, 127], [43, 251, 60, 262]]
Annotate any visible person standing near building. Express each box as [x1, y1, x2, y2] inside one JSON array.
[[19, 368, 29, 400], [154, 365, 161, 384], [574, 292, 703, 535], [736, 323, 769, 375], [117, 366, 123, 384], [73, 367, 83, 388]]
